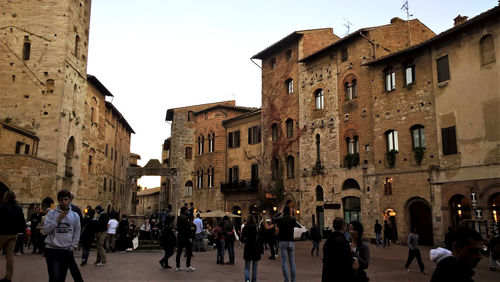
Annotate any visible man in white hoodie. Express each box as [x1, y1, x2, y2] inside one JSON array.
[[43, 189, 81, 282]]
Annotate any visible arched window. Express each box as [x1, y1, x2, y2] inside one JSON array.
[[344, 77, 357, 101], [65, 137, 75, 177], [449, 194, 471, 228], [480, 34, 495, 65], [315, 89, 324, 109], [286, 119, 293, 138], [210, 167, 215, 188], [343, 178, 360, 190], [271, 123, 278, 141], [209, 132, 215, 152], [271, 158, 279, 180], [207, 167, 214, 188], [285, 78, 293, 94], [385, 130, 399, 151], [197, 169, 204, 189], [286, 156, 294, 178], [75, 35, 80, 58], [316, 134, 321, 162], [346, 135, 359, 154], [316, 186, 324, 201], [410, 125, 426, 149], [198, 135, 204, 154], [185, 181, 193, 196]]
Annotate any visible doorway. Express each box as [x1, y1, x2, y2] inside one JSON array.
[[409, 200, 434, 245], [316, 206, 324, 233]]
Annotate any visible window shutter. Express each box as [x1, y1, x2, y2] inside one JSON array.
[[235, 131, 240, 147], [248, 127, 252, 144], [234, 166, 239, 181], [442, 126, 457, 155], [228, 167, 233, 183], [257, 126, 262, 143], [228, 132, 233, 148], [437, 56, 450, 83]]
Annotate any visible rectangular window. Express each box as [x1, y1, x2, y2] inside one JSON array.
[[251, 164, 259, 181], [385, 71, 396, 91], [386, 130, 399, 151], [437, 55, 450, 83], [24, 144, 30, 154], [103, 178, 107, 192], [185, 147, 192, 159], [15, 142, 23, 154], [341, 47, 348, 62], [111, 147, 114, 159], [228, 132, 234, 148], [105, 144, 108, 156], [405, 65, 415, 85], [229, 130, 240, 148], [442, 126, 457, 155], [248, 126, 261, 145]]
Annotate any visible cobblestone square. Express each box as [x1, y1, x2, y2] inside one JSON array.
[[4, 242, 499, 281]]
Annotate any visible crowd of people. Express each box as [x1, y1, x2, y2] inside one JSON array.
[[0, 191, 498, 282]]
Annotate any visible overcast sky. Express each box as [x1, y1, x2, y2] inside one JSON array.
[[86, 0, 497, 188]]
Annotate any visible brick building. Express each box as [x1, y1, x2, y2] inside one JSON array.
[[0, 0, 136, 215], [164, 101, 255, 216]]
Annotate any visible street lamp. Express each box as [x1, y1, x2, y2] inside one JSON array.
[[273, 206, 277, 212]]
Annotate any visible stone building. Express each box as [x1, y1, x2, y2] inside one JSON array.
[[222, 109, 262, 223], [251, 29, 339, 223], [136, 187, 160, 217], [368, 6, 500, 241], [164, 101, 255, 215], [0, 0, 136, 215]]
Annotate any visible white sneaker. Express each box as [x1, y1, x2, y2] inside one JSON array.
[[186, 266, 196, 272], [175, 267, 184, 272]]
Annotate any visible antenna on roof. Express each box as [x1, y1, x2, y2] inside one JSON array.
[[343, 18, 353, 36], [401, 0, 413, 45]]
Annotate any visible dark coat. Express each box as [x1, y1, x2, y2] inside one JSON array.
[[80, 218, 97, 248], [430, 256, 474, 282], [322, 231, 354, 282], [241, 225, 262, 261], [353, 242, 370, 282], [0, 202, 26, 235], [176, 214, 192, 242], [310, 226, 321, 242], [96, 212, 109, 232], [160, 225, 177, 251], [272, 213, 296, 242]]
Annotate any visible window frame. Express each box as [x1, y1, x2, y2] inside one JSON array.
[[315, 89, 324, 110], [480, 34, 496, 65], [437, 55, 450, 83], [385, 130, 399, 152], [285, 78, 293, 94], [385, 69, 396, 91], [441, 126, 458, 155], [286, 156, 294, 178], [271, 123, 278, 142], [286, 119, 294, 138], [410, 125, 426, 149], [404, 65, 416, 86]]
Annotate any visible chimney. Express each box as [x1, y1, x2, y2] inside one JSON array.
[[453, 15, 468, 26]]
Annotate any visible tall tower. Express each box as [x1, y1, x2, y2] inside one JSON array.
[[0, 0, 92, 191]]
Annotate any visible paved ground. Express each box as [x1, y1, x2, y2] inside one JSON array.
[[3, 241, 499, 281]]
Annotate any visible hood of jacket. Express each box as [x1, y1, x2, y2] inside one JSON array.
[[430, 247, 452, 264]]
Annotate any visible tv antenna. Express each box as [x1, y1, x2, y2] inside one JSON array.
[[401, 0, 413, 45], [343, 18, 353, 36]]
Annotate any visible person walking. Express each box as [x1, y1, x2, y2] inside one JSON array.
[[0, 190, 26, 282], [29, 207, 43, 254], [272, 206, 297, 282], [159, 221, 177, 269], [431, 227, 483, 282], [383, 220, 392, 248], [240, 215, 262, 282], [175, 206, 196, 272], [322, 217, 355, 282], [106, 214, 119, 252], [80, 208, 97, 266], [42, 189, 81, 282], [265, 219, 277, 259], [212, 220, 225, 264], [310, 223, 322, 257], [405, 228, 427, 274], [374, 220, 383, 247], [94, 205, 108, 266], [223, 215, 236, 264], [349, 221, 370, 282], [193, 213, 204, 252]]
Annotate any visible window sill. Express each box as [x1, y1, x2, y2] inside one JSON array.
[[437, 81, 449, 88]]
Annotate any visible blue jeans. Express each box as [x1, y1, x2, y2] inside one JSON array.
[[226, 239, 235, 263], [376, 233, 383, 247], [279, 241, 296, 282], [244, 260, 258, 282], [217, 239, 225, 263]]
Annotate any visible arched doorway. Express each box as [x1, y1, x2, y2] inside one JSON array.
[[63, 137, 76, 190], [489, 193, 500, 236], [315, 186, 324, 232], [408, 199, 434, 245], [449, 194, 471, 228]]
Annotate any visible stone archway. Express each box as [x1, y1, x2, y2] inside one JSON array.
[[406, 197, 434, 246], [127, 159, 177, 216]]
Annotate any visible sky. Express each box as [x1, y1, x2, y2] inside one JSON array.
[[86, 0, 497, 188]]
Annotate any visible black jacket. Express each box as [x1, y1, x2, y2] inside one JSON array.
[[0, 202, 26, 235], [176, 214, 192, 242], [310, 226, 321, 242], [272, 213, 296, 242], [241, 225, 262, 261], [431, 256, 475, 282], [374, 223, 382, 234], [96, 212, 109, 232], [322, 231, 354, 282], [80, 217, 97, 247], [160, 225, 177, 250]]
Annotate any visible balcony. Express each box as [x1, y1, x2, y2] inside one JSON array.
[[221, 179, 259, 193]]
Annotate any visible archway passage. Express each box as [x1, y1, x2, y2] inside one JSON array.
[[409, 201, 434, 246]]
